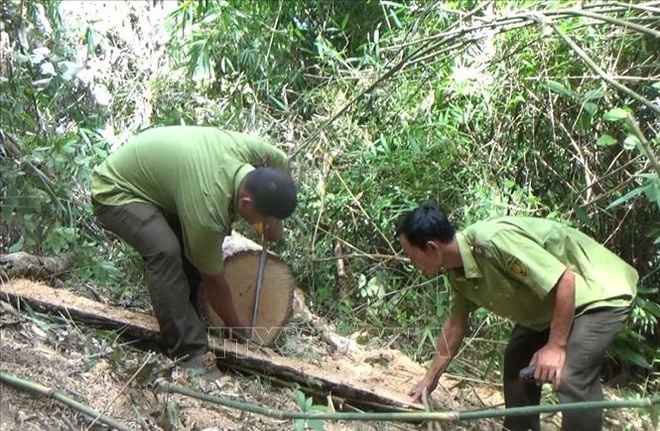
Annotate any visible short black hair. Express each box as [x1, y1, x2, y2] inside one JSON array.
[[395, 202, 455, 249], [243, 167, 297, 219]]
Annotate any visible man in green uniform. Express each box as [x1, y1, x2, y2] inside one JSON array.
[[396, 202, 637, 431], [91, 126, 296, 377]]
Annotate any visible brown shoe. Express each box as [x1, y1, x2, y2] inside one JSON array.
[[181, 351, 223, 381]]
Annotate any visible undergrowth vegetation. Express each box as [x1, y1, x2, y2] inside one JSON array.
[[1, 0, 658, 400]]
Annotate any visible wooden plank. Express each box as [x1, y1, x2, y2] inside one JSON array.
[[1, 279, 423, 412]]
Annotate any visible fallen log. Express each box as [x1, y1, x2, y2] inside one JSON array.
[[1, 278, 423, 413], [0, 251, 74, 280]]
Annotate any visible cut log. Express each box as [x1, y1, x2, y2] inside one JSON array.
[[217, 233, 296, 346], [0, 252, 75, 280], [0, 278, 423, 413]]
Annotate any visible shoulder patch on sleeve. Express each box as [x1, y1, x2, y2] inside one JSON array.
[[509, 259, 528, 279]]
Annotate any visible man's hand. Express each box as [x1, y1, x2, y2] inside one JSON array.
[[409, 375, 438, 403], [264, 219, 283, 242], [255, 219, 283, 242], [201, 272, 245, 329], [530, 268, 574, 390], [530, 343, 566, 389]]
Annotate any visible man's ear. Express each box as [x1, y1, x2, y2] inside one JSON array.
[[237, 195, 252, 210], [425, 240, 439, 251]]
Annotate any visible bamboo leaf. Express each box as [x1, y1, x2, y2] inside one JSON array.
[[584, 88, 606, 100], [545, 80, 573, 97], [606, 186, 645, 209], [616, 349, 652, 369]]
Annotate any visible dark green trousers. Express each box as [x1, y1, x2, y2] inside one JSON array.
[[502, 306, 630, 431], [93, 200, 208, 359]]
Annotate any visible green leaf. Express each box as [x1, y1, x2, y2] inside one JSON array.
[[58, 61, 80, 81], [309, 419, 325, 431], [603, 108, 628, 121], [545, 80, 573, 97], [8, 238, 24, 253], [15, 52, 30, 63], [294, 420, 305, 431], [294, 390, 306, 409], [311, 405, 331, 412], [583, 102, 597, 116], [618, 349, 652, 369], [652, 82, 660, 90], [623, 135, 641, 150], [596, 134, 617, 147], [606, 186, 645, 209], [584, 88, 606, 100]]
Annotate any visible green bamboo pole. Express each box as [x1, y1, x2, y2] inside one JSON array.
[[165, 382, 660, 423], [0, 370, 133, 431], [559, 8, 660, 38]]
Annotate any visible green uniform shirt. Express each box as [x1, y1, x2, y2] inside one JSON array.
[[448, 217, 638, 331], [91, 126, 289, 274]]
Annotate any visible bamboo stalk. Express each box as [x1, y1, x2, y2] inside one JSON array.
[[535, 13, 660, 114], [626, 113, 660, 179], [0, 370, 133, 431], [560, 8, 660, 38], [164, 381, 660, 423]]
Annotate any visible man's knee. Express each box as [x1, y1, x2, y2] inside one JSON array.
[[147, 240, 183, 267]]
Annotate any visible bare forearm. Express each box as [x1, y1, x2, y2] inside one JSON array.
[[426, 314, 468, 382], [202, 273, 243, 328], [548, 269, 575, 348]]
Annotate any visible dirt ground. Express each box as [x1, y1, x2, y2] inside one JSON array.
[[0, 293, 653, 431], [0, 298, 492, 431]]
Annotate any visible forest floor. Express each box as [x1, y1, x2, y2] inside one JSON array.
[[0, 286, 653, 431]]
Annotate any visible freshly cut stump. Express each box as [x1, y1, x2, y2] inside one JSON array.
[[209, 232, 295, 346]]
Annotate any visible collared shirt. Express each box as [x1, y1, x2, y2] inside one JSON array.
[[91, 126, 288, 274], [448, 217, 638, 331]]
